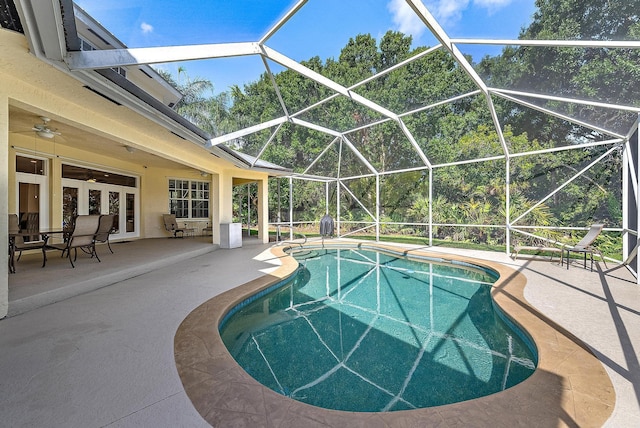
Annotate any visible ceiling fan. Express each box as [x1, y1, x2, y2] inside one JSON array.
[[32, 117, 61, 139]]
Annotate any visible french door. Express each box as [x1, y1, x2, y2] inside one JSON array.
[[15, 173, 49, 231], [62, 179, 139, 239]]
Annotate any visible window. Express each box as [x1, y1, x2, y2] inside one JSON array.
[[62, 164, 136, 187], [16, 155, 45, 175], [191, 181, 210, 218], [80, 37, 127, 77], [79, 38, 96, 52], [169, 179, 209, 219]]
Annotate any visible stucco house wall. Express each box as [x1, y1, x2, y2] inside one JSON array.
[[1, 28, 272, 318]]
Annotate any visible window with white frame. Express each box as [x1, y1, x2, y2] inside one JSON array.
[[191, 181, 210, 218], [169, 179, 209, 219], [80, 37, 127, 77]]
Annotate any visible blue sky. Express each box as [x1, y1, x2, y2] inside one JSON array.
[[76, 0, 537, 94]]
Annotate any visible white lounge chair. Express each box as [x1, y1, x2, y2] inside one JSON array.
[[561, 224, 607, 271]]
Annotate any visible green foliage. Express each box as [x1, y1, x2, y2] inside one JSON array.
[[163, 2, 630, 257], [479, 0, 640, 140]]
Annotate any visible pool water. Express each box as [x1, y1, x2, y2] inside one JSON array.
[[220, 248, 537, 412]]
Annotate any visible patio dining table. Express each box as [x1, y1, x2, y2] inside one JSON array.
[[8, 229, 68, 273]]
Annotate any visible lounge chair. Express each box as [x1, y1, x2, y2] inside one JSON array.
[[94, 214, 116, 255], [512, 243, 563, 262], [511, 235, 562, 262], [562, 223, 607, 271], [162, 214, 194, 238], [48, 215, 101, 268]]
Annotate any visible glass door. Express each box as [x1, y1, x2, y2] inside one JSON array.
[[61, 164, 139, 239], [62, 180, 139, 240], [88, 187, 102, 215], [126, 192, 136, 233], [109, 191, 120, 234], [15, 155, 49, 231], [62, 186, 79, 230]]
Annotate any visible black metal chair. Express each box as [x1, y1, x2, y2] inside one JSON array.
[[8, 213, 47, 266]]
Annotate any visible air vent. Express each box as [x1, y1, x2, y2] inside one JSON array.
[[83, 86, 121, 106], [139, 68, 153, 79], [86, 28, 111, 46]]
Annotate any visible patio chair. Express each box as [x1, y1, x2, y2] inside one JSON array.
[[562, 223, 607, 271], [94, 214, 116, 255], [511, 236, 563, 262], [9, 213, 47, 265], [202, 222, 213, 236], [162, 214, 194, 238], [48, 215, 101, 268], [20, 212, 40, 242]]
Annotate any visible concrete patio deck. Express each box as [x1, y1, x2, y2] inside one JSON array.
[[0, 238, 638, 427]]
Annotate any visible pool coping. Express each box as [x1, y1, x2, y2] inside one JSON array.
[[174, 242, 615, 427]]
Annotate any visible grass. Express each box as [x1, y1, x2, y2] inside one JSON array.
[[351, 234, 507, 252], [256, 228, 619, 262], [263, 228, 506, 252]]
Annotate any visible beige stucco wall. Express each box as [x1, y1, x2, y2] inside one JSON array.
[[1, 28, 272, 318]]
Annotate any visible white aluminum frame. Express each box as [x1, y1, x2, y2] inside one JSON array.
[[55, 0, 640, 277]]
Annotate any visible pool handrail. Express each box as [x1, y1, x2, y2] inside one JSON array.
[[275, 225, 307, 249]]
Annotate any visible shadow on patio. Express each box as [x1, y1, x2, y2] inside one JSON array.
[[7, 236, 264, 317]]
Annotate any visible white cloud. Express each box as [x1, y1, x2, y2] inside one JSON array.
[[140, 22, 153, 34], [389, 0, 513, 29], [431, 0, 470, 24], [474, 0, 512, 8], [387, 0, 426, 39], [474, 0, 512, 14]]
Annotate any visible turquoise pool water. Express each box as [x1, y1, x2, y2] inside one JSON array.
[[220, 248, 537, 412]]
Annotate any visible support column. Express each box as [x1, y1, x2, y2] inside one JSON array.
[[216, 171, 234, 246], [325, 181, 329, 215], [336, 179, 341, 238], [505, 156, 511, 255], [428, 168, 433, 247], [636, 123, 640, 285], [375, 174, 380, 242], [277, 178, 281, 241], [257, 178, 269, 244], [1, 96, 9, 318], [247, 183, 251, 237], [289, 177, 293, 240], [211, 173, 221, 245]]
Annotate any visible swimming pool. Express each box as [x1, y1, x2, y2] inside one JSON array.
[[220, 247, 537, 412]]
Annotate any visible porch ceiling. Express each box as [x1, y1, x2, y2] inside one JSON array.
[[9, 104, 192, 171]]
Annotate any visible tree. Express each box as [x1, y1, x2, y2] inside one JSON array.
[[479, 0, 640, 142], [156, 67, 233, 137], [160, 5, 630, 247]]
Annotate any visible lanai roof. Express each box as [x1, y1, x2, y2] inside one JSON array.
[[5, 0, 640, 178]]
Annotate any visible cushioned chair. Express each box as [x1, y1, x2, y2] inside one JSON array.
[[162, 214, 194, 238], [94, 214, 116, 255], [48, 215, 101, 268], [562, 223, 607, 271]]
